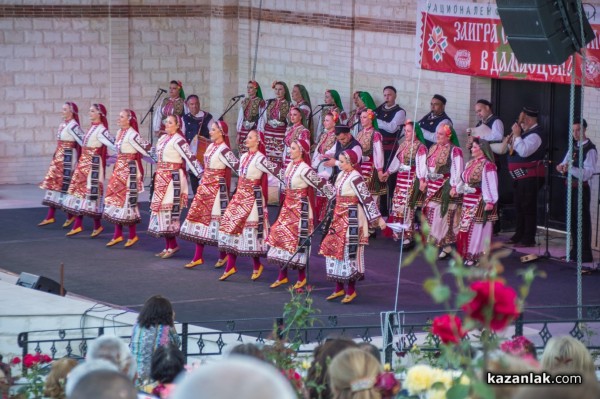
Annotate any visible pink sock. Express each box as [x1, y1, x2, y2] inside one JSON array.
[[218, 251, 227, 260], [225, 253, 237, 272], [252, 257, 261, 272], [93, 218, 102, 230], [113, 224, 123, 240], [193, 244, 204, 262], [298, 268, 306, 282], [128, 224, 137, 239], [73, 216, 83, 230], [45, 207, 56, 220], [335, 282, 344, 293], [347, 281, 356, 295], [276, 268, 288, 281]]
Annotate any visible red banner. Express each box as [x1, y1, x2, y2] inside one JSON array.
[[417, 1, 600, 88]]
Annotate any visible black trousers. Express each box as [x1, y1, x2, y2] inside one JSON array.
[[567, 184, 593, 262], [512, 177, 544, 245], [189, 173, 199, 196], [379, 149, 396, 217]]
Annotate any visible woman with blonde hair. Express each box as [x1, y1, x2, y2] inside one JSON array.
[[328, 347, 399, 399], [43, 357, 79, 399], [541, 335, 595, 375]]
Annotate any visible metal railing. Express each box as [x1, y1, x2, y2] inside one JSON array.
[[16, 305, 600, 371]]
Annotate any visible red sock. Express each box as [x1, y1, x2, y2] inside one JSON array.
[[252, 257, 261, 271], [218, 251, 227, 260], [347, 281, 356, 295], [128, 224, 137, 239], [164, 238, 171, 250], [73, 216, 83, 230], [335, 282, 344, 293], [298, 268, 306, 282], [65, 213, 74, 221], [171, 238, 178, 249], [225, 253, 237, 272], [193, 244, 204, 262], [93, 218, 102, 230], [277, 268, 288, 281], [45, 207, 56, 220], [113, 224, 123, 240]]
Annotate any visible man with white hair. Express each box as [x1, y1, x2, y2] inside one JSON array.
[[69, 369, 138, 399], [171, 356, 296, 399]]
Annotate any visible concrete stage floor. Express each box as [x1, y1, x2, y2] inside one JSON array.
[[0, 198, 598, 329]]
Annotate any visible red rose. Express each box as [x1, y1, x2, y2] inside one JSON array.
[[41, 354, 52, 363], [10, 357, 21, 365], [432, 314, 466, 344], [375, 372, 401, 397], [23, 354, 37, 368], [462, 280, 520, 331]]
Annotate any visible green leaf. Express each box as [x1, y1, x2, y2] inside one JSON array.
[[424, 245, 439, 264], [432, 284, 451, 303], [423, 278, 438, 294], [402, 250, 419, 267], [446, 383, 470, 399], [455, 290, 476, 308], [472, 381, 495, 399]]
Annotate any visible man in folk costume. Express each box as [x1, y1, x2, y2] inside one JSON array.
[[153, 80, 186, 136], [506, 106, 545, 248], [376, 85, 406, 217], [421, 124, 464, 259], [381, 120, 427, 248], [556, 118, 597, 267], [183, 94, 214, 195], [236, 80, 265, 154], [320, 124, 363, 183], [418, 94, 453, 148]]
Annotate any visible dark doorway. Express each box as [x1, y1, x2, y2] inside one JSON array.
[[491, 79, 581, 231]]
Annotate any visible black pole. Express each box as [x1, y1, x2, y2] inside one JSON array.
[[140, 89, 164, 187]]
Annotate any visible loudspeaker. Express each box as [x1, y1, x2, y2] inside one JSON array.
[[497, 0, 595, 65], [16, 272, 66, 296]]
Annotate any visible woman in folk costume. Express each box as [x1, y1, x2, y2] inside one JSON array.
[[290, 84, 313, 137], [267, 140, 335, 289], [39, 102, 84, 228], [180, 121, 239, 268], [381, 120, 427, 248], [420, 124, 464, 259], [282, 106, 311, 171], [311, 111, 339, 223], [456, 138, 498, 266], [153, 80, 186, 136], [315, 90, 348, 143], [236, 80, 265, 154], [258, 81, 291, 171], [347, 91, 375, 136], [148, 115, 203, 259], [103, 109, 152, 248], [218, 130, 283, 281], [357, 109, 386, 200], [63, 103, 116, 238], [319, 149, 386, 304]]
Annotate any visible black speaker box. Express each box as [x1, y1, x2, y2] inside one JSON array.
[[16, 272, 66, 296], [497, 0, 595, 65]]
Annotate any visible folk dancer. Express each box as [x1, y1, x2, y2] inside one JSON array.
[[236, 80, 265, 154], [311, 111, 339, 223], [315, 90, 348, 144], [417, 94, 453, 148]]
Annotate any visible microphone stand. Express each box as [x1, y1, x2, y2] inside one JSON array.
[[140, 89, 165, 188], [383, 127, 405, 216], [281, 197, 336, 285], [309, 104, 325, 119], [542, 153, 552, 258], [218, 97, 244, 121]]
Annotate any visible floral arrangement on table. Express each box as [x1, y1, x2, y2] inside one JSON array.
[[10, 353, 53, 399], [394, 220, 545, 399]]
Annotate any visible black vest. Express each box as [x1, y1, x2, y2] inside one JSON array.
[[418, 111, 453, 134], [183, 112, 213, 143], [508, 124, 546, 164], [375, 104, 404, 137], [572, 139, 596, 166], [476, 114, 500, 130]]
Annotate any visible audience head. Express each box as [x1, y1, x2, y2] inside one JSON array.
[[69, 369, 138, 399], [150, 344, 185, 384], [541, 335, 595, 375], [138, 294, 176, 328], [306, 337, 359, 399], [513, 366, 600, 399], [171, 356, 296, 399], [65, 359, 119, 397], [44, 357, 78, 399], [357, 342, 381, 364], [328, 347, 387, 399], [87, 335, 135, 379], [486, 353, 540, 399], [229, 343, 266, 362]]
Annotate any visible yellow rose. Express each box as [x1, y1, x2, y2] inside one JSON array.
[[427, 389, 447, 399], [404, 364, 435, 395], [431, 368, 453, 389]]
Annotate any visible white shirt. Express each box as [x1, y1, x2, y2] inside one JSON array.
[[512, 123, 542, 158]]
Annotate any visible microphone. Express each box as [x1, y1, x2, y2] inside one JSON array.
[[317, 104, 330, 107], [231, 94, 245, 100], [158, 88, 167, 93], [266, 98, 276, 103]]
